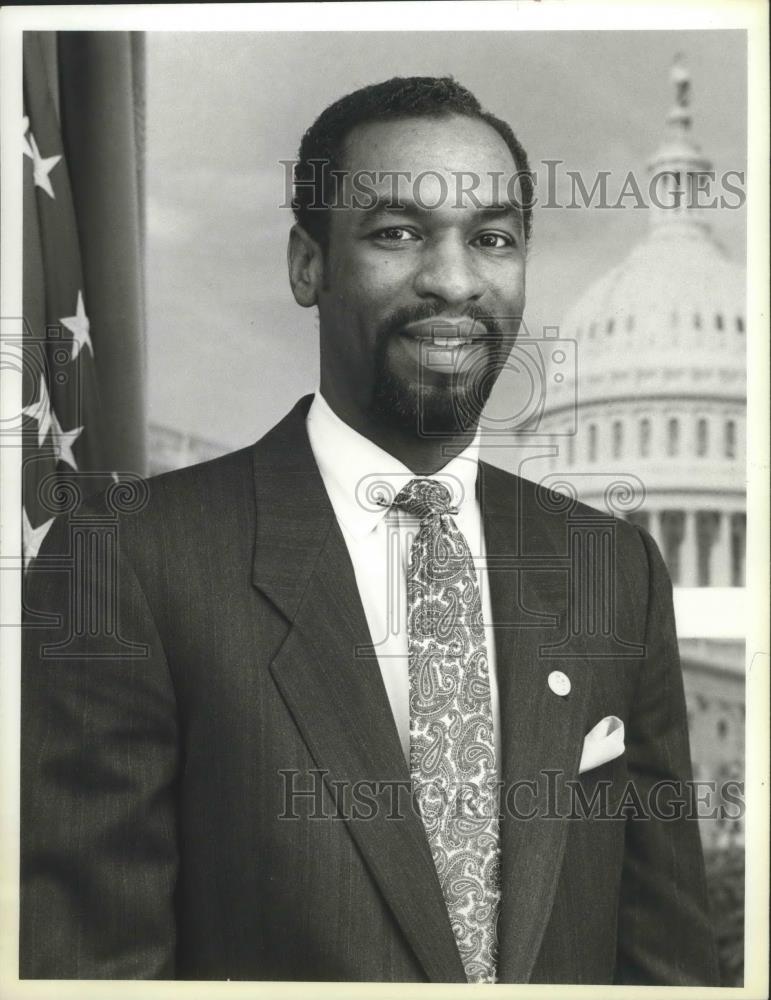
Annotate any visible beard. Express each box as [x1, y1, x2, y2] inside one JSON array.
[[370, 304, 512, 436]]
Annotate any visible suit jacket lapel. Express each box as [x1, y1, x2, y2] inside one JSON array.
[[479, 462, 595, 983], [251, 398, 466, 983]]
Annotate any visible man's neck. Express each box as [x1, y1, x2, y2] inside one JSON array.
[[319, 391, 478, 475], [361, 421, 477, 475]]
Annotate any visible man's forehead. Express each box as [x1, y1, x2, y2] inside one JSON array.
[[340, 115, 520, 182], [336, 115, 523, 209]]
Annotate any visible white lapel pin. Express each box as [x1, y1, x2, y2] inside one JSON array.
[[548, 670, 571, 697]]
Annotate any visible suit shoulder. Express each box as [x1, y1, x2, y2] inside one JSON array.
[[143, 445, 255, 507], [58, 445, 256, 554], [479, 458, 649, 551]]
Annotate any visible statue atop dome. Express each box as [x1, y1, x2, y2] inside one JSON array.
[[671, 53, 691, 109], [665, 52, 694, 133]]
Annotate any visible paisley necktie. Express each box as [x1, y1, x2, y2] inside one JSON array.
[[392, 477, 500, 984]]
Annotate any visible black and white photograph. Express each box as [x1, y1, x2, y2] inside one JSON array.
[[0, 2, 767, 995]]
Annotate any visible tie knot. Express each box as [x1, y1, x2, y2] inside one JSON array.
[[392, 478, 457, 519]]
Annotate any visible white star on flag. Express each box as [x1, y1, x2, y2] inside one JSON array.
[[29, 133, 62, 199], [22, 116, 33, 159], [49, 408, 83, 470], [22, 374, 53, 447], [60, 290, 92, 359], [23, 507, 54, 570]]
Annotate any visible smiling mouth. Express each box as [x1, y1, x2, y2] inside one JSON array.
[[432, 334, 474, 347], [401, 316, 485, 348]]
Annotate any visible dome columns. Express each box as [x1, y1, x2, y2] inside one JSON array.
[[704, 511, 731, 588], [642, 506, 743, 587]]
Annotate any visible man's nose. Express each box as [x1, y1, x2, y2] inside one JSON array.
[[413, 235, 484, 306]]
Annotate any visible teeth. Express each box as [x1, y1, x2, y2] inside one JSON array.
[[433, 336, 472, 347]]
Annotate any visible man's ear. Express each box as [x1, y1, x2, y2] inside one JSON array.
[[287, 224, 324, 307]]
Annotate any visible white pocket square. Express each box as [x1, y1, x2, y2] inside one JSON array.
[[578, 716, 625, 774]]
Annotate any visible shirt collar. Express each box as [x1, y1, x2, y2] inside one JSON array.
[[306, 390, 480, 540]]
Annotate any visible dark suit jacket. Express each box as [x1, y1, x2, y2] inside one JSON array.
[[21, 395, 719, 983]]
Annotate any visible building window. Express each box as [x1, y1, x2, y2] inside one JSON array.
[[697, 513, 709, 586], [606, 318, 614, 335], [612, 420, 623, 458], [639, 418, 651, 458], [715, 313, 724, 331], [667, 418, 680, 457], [696, 418, 708, 456], [697, 511, 719, 586], [693, 312, 702, 329], [717, 719, 728, 740], [661, 510, 683, 585], [588, 424, 597, 462], [736, 316, 744, 333], [724, 419, 736, 459], [731, 513, 746, 586]]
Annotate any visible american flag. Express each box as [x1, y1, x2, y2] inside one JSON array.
[[21, 36, 115, 569]]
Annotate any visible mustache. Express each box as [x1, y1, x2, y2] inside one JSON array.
[[376, 303, 505, 342]]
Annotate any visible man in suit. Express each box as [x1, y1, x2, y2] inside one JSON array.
[[21, 76, 719, 983]]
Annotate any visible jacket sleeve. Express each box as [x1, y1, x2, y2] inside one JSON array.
[[614, 526, 720, 985], [20, 511, 179, 978]]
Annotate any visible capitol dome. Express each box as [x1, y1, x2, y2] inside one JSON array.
[[540, 59, 746, 588]]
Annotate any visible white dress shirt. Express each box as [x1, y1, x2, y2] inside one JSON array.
[[306, 391, 501, 772]]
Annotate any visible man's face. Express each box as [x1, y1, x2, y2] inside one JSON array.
[[313, 114, 527, 435]]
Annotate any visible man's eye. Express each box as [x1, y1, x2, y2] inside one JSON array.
[[374, 227, 418, 242], [474, 232, 514, 249]]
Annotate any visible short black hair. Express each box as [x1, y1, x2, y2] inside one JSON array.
[[292, 75, 533, 250]]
